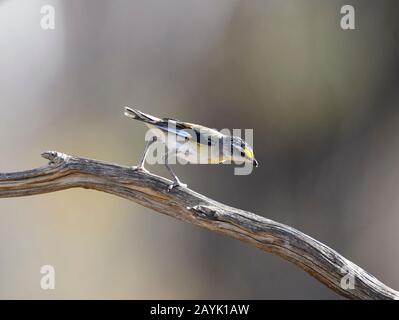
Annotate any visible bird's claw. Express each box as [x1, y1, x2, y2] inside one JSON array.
[[167, 181, 187, 191], [131, 166, 149, 174]]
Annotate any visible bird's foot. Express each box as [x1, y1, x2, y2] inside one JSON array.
[[131, 165, 150, 174], [167, 180, 187, 191]]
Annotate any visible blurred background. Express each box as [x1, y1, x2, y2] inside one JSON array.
[[1, 0, 399, 299]]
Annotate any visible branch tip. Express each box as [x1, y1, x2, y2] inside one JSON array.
[[41, 151, 68, 164]]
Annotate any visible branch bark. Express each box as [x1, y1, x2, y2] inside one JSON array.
[[0, 151, 397, 299]]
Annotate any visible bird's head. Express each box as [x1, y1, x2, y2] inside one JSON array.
[[224, 136, 258, 167]]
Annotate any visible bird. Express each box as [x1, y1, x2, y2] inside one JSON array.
[[124, 107, 258, 190]]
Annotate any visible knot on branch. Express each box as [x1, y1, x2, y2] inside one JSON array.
[[188, 205, 220, 220], [41, 151, 70, 165]]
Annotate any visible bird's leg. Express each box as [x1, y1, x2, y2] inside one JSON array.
[[163, 149, 187, 190], [133, 136, 157, 172]]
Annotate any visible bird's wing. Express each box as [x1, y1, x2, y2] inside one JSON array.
[[152, 118, 195, 140], [179, 123, 223, 145], [155, 122, 193, 139], [155, 120, 223, 144], [124, 108, 192, 139], [124, 108, 222, 142]]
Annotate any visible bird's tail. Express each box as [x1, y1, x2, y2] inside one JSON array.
[[123, 107, 160, 124]]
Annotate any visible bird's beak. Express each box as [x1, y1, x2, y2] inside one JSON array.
[[253, 159, 259, 168]]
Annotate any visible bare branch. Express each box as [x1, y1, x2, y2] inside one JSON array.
[[0, 151, 397, 299]]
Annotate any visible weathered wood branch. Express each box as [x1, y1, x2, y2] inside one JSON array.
[[0, 151, 397, 299]]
